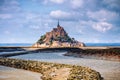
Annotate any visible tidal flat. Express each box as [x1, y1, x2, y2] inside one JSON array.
[[0, 58, 101, 80], [0, 65, 42, 80], [0, 47, 120, 80]]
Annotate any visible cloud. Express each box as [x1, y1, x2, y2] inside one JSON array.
[[77, 20, 113, 33], [50, 10, 71, 20], [9, 0, 19, 5], [87, 9, 119, 21], [92, 22, 113, 32], [70, 0, 83, 9], [102, 0, 120, 9], [50, 10, 84, 21], [0, 14, 12, 19], [43, 0, 84, 9], [0, 0, 21, 12], [26, 13, 39, 20], [29, 25, 40, 29], [50, 0, 65, 4], [43, 0, 65, 4], [4, 30, 11, 34]]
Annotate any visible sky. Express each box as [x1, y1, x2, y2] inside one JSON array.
[[0, 0, 120, 43]]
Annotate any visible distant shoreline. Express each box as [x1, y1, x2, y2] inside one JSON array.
[[0, 46, 120, 48], [0, 43, 120, 47]]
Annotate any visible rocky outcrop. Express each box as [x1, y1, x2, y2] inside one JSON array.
[[33, 22, 85, 47]]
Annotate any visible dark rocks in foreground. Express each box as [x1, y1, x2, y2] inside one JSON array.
[[0, 58, 102, 80]]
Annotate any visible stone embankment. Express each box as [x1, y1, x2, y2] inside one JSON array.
[[0, 58, 102, 80]]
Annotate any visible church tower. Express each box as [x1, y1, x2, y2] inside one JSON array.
[[57, 20, 60, 27]]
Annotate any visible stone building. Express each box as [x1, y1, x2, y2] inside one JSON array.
[[33, 21, 85, 47]]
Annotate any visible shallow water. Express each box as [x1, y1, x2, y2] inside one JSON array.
[[10, 52, 120, 80], [10, 52, 73, 60]]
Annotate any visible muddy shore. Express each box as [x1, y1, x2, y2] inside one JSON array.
[[0, 65, 42, 80], [64, 48, 120, 61], [0, 58, 102, 80]]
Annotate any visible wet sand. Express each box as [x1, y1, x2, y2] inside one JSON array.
[[0, 65, 42, 80], [10, 52, 120, 80], [39, 59, 120, 80]]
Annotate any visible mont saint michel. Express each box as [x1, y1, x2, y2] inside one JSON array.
[[33, 21, 85, 48]]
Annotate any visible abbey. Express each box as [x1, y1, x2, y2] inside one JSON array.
[[33, 21, 85, 47]]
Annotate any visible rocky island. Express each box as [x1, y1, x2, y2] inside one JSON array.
[[33, 21, 85, 48]]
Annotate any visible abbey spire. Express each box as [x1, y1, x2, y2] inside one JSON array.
[[57, 20, 60, 27]]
